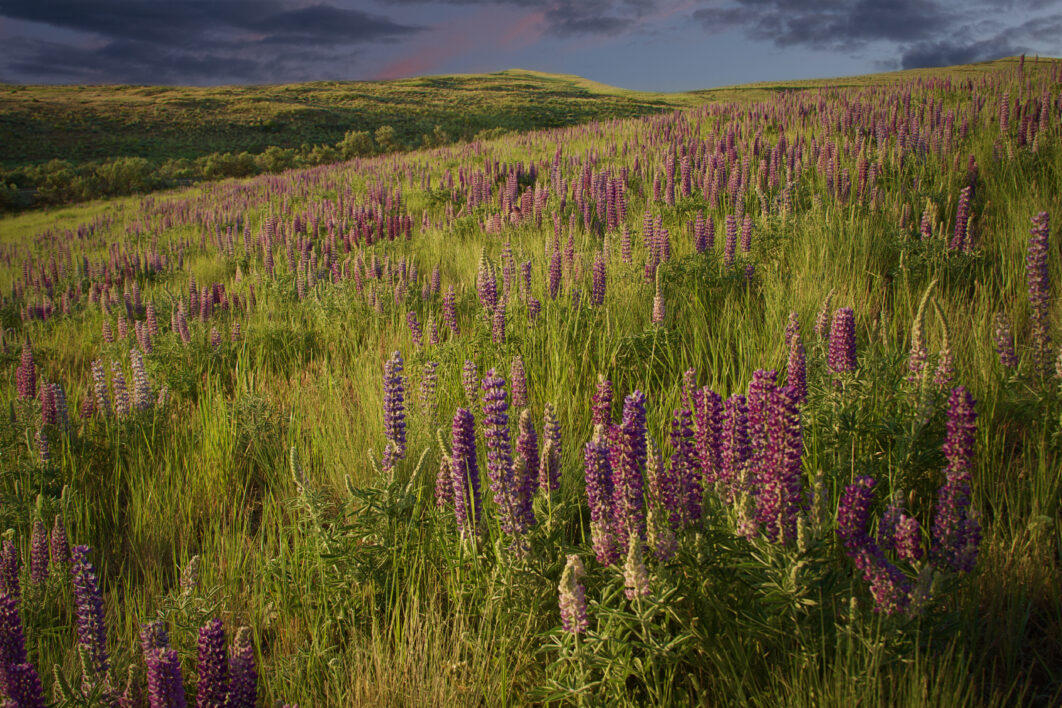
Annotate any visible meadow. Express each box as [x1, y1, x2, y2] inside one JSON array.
[[0, 55, 1060, 706]]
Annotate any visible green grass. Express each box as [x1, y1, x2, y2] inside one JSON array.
[[0, 55, 1059, 706]]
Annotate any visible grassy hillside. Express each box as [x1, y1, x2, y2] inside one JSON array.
[[0, 56, 1060, 705]]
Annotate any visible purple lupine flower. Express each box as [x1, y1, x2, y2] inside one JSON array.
[[112, 360, 130, 417], [827, 308, 857, 374], [558, 555, 589, 633], [514, 409, 538, 527], [510, 357, 528, 408], [30, 519, 48, 585], [70, 545, 110, 682], [51, 515, 70, 567], [894, 513, 923, 562], [450, 408, 481, 538], [837, 477, 911, 614], [932, 387, 980, 573], [527, 296, 541, 322], [435, 437, 454, 508], [592, 375, 613, 426], [950, 186, 972, 252], [482, 370, 523, 536], [669, 406, 700, 525], [146, 300, 159, 336], [787, 331, 807, 403], [442, 286, 459, 335], [718, 394, 749, 499], [41, 382, 57, 426], [427, 316, 440, 346], [993, 313, 1018, 369], [547, 248, 562, 301], [0, 542, 19, 606], [130, 348, 152, 411], [146, 646, 187, 708], [16, 339, 36, 401], [591, 252, 607, 307], [381, 350, 406, 473], [584, 431, 618, 564], [740, 214, 753, 252], [196, 618, 228, 708], [417, 361, 439, 420], [0, 592, 29, 695], [613, 391, 647, 549], [226, 627, 257, 708], [723, 214, 737, 267], [406, 311, 423, 349], [784, 312, 800, 349], [748, 372, 803, 543], [620, 225, 632, 264], [35, 428, 49, 465], [491, 303, 507, 345], [4, 662, 44, 707], [692, 387, 723, 485], [539, 402, 562, 493], [92, 360, 113, 418], [837, 476, 876, 553], [1027, 211, 1051, 374]]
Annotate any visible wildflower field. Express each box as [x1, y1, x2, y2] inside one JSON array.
[[0, 55, 1061, 705]]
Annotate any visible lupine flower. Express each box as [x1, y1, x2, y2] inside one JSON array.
[[30, 519, 48, 585], [227, 627, 257, 708], [4, 662, 44, 707], [950, 185, 972, 252], [381, 351, 406, 473], [442, 286, 459, 335], [558, 555, 589, 633], [482, 369, 523, 536], [510, 356, 528, 408], [837, 477, 911, 614], [130, 348, 152, 411], [547, 249, 562, 300], [622, 535, 650, 600], [51, 515, 70, 567], [112, 360, 130, 417], [827, 308, 857, 373], [539, 403, 562, 493], [718, 394, 749, 500], [992, 313, 1018, 369], [751, 376, 804, 543], [514, 410, 538, 527], [783, 312, 800, 348], [435, 431, 454, 508], [450, 408, 482, 538], [692, 387, 723, 485], [491, 304, 506, 345], [0, 541, 19, 605], [584, 431, 618, 564], [592, 375, 613, 426], [406, 311, 423, 349], [16, 339, 36, 401], [92, 360, 112, 418], [724, 214, 737, 266], [41, 382, 56, 425], [461, 360, 478, 407], [669, 406, 699, 525], [894, 514, 923, 562], [613, 391, 647, 549], [591, 252, 607, 306], [932, 387, 980, 573], [1027, 211, 1051, 374], [196, 618, 228, 708], [70, 545, 110, 682], [0, 592, 29, 692], [528, 296, 541, 322], [418, 361, 439, 419], [145, 646, 187, 708]]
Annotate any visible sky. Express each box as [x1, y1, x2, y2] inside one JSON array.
[[0, 1, 1060, 91]]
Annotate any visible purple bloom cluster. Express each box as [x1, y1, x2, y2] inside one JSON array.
[[613, 391, 648, 549], [450, 408, 482, 538], [71, 545, 110, 684], [16, 339, 36, 401], [992, 312, 1018, 369], [747, 371, 803, 543], [1027, 211, 1051, 374], [539, 403, 562, 493], [558, 555, 589, 633], [584, 432, 617, 564], [514, 410, 539, 528], [197, 618, 228, 708], [482, 369, 524, 537], [382, 350, 407, 473], [442, 285, 459, 335], [510, 356, 528, 408], [591, 252, 607, 306], [836, 477, 911, 614], [592, 376, 613, 426], [827, 307, 856, 374], [932, 387, 981, 573]]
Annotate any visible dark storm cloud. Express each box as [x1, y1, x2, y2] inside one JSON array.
[[0, 1, 420, 84], [692, 0, 1062, 70], [385, 0, 662, 37]]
